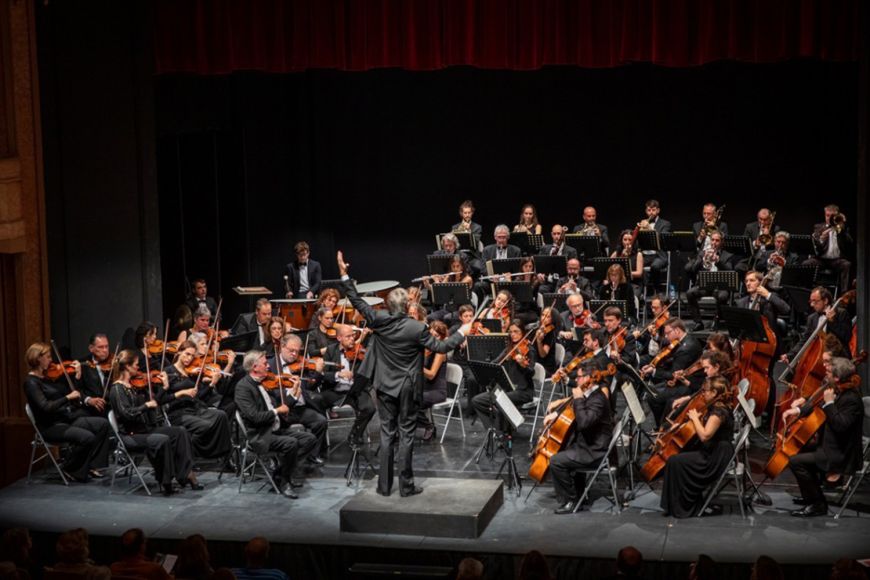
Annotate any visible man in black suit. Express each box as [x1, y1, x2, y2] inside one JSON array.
[[451, 199, 483, 238], [640, 200, 671, 288], [537, 225, 576, 294], [755, 231, 799, 287], [735, 271, 790, 332], [481, 224, 522, 261], [784, 356, 864, 517], [284, 241, 322, 299], [572, 206, 610, 256], [545, 359, 614, 514], [684, 230, 736, 327], [640, 318, 704, 425], [804, 204, 853, 294], [321, 324, 376, 446], [782, 286, 853, 363], [230, 298, 272, 346], [692, 203, 728, 248], [234, 350, 317, 498], [555, 258, 593, 300], [77, 333, 110, 413], [337, 251, 470, 497], [736, 208, 781, 276], [185, 279, 218, 319]]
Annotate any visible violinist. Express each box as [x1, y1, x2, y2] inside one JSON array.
[[513, 204, 542, 235], [418, 321, 450, 441], [471, 320, 536, 432], [545, 359, 614, 514], [692, 203, 729, 248], [270, 334, 327, 463], [481, 289, 514, 333], [572, 206, 610, 256], [508, 257, 541, 326], [684, 230, 735, 329], [284, 241, 322, 299], [230, 298, 272, 346], [234, 350, 318, 499], [639, 200, 671, 288], [552, 328, 612, 390], [260, 316, 288, 353], [534, 306, 561, 374], [782, 356, 863, 517], [311, 288, 342, 327], [633, 294, 668, 366], [598, 264, 637, 321], [108, 349, 201, 496], [185, 278, 218, 319], [164, 341, 232, 460], [660, 376, 735, 518], [555, 258, 592, 300], [805, 204, 853, 294], [666, 350, 732, 420], [23, 342, 110, 483], [781, 287, 852, 364], [640, 318, 704, 424], [77, 333, 111, 412], [610, 230, 644, 282], [307, 307, 338, 357], [134, 322, 160, 373], [558, 293, 596, 342], [177, 306, 213, 343], [450, 305, 482, 419], [705, 331, 736, 364], [321, 324, 375, 447], [601, 307, 637, 367], [735, 270, 790, 331]]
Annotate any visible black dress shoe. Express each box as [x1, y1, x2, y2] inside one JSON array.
[[400, 486, 423, 497], [791, 503, 828, 517], [281, 485, 299, 499], [186, 479, 205, 491], [792, 496, 814, 506], [554, 500, 577, 515], [422, 425, 436, 442], [289, 478, 304, 489], [162, 484, 175, 497]]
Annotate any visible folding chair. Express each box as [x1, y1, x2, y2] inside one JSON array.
[[572, 407, 631, 514], [696, 423, 752, 519], [24, 404, 69, 486], [432, 363, 466, 443], [107, 410, 153, 496], [524, 363, 547, 443], [834, 396, 870, 519], [234, 411, 281, 495]]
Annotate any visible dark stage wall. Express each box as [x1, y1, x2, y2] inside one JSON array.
[[155, 63, 858, 322]]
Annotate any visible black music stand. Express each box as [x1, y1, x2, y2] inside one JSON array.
[[467, 334, 509, 362], [781, 285, 812, 319], [431, 282, 471, 307], [723, 235, 752, 257], [564, 234, 602, 260], [220, 330, 259, 353], [426, 254, 454, 275], [636, 230, 661, 252], [589, 300, 627, 320], [591, 257, 631, 282], [787, 234, 816, 258], [697, 270, 739, 294], [779, 264, 817, 289], [717, 306, 770, 343], [660, 232, 697, 254], [494, 281, 533, 304], [509, 232, 544, 255], [488, 258, 523, 276], [542, 293, 569, 313], [468, 361, 523, 492], [447, 232, 477, 253], [533, 255, 568, 278]]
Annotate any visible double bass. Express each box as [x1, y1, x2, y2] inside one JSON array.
[[734, 315, 776, 415], [528, 364, 617, 483]]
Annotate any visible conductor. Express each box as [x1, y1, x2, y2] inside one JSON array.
[[338, 251, 470, 497]]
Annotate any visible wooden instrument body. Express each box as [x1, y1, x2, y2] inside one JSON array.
[[736, 316, 776, 414], [528, 402, 575, 483], [639, 392, 710, 482], [764, 406, 825, 478]]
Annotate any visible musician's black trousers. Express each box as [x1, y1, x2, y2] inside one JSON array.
[[788, 452, 826, 504]]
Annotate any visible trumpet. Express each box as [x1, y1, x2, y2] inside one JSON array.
[[637, 219, 654, 231], [578, 222, 601, 237], [816, 213, 846, 240], [702, 248, 719, 270]]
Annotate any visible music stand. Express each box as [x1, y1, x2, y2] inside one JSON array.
[[717, 306, 770, 343], [781, 285, 812, 318], [467, 334, 509, 362], [591, 257, 631, 282], [564, 234, 601, 260], [447, 232, 476, 253], [636, 230, 661, 252], [589, 300, 627, 319], [722, 235, 752, 257], [660, 232, 697, 254], [431, 282, 471, 307], [533, 255, 568, 278], [542, 293, 569, 313], [487, 258, 523, 276], [426, 254, 455, 275], [697, 270, 739, 293], [779, 264, 817, 289], [220, 330, 259, 353], [468, 360, 523, 492], [509, 232, 544, 255], [494, 281, 533, 304], [787, 234, 816, 257]]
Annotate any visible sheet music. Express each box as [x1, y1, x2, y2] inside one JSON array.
[[494, 387, 525, 429], [620, 382, 645, 425]]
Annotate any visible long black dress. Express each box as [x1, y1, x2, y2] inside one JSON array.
[[164, 366, 232, 459], [661, 403, 734, 518]]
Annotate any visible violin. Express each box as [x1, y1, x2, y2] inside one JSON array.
[[551, 350, 595, 383], [648, 338, 680, 368], [287, 359, 322, 373], [86, 356, 114, 372], [147, 340, 179, 356], [343, 344, 366, 362], [512, 339, 532, 368], [214, 349, 235, 365], [45, 361, 78, 382], [129, 370, 165, 389], [325, 327, 337, 338], [183, 362, 224, 381], [469, 321, 491, 335], [261, 372, 299, 390]]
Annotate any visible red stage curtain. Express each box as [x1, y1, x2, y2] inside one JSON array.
[[154, 0, 861, 74]]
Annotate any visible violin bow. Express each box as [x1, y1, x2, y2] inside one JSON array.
[[101, 342, 122, 400], [159, 319, 170, 372], [274, 342, 286, 406], [49, 339, 80, 401]]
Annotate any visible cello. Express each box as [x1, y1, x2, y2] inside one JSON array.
[[528, 364, 617, 483]]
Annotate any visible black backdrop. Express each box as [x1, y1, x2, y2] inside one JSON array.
[[155, 61, 858, 321]]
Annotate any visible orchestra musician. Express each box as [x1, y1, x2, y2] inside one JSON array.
[[633, 294, 668, 366], [418, 321, 450, 441], [482, 224, 522, 261], [311, 288, 342, 326], [556, 258, 592, 300], [185, 278, 218, 319], [660, 375, 735, 518], [640, 318, 704, 424], [471, 319, 536, 432], [508, 257, 541, 326], [639, 200, 671, 288], [558, 293, 597, 343], [693, 203, 729, 248], [424, 255, 474, 323], [610, 230, 644, 282], [684, 230, 736, 329], [234, 350, 317, 499], [435, 233, 460, 256], [544, 359, 614, 514], [307, 307, 338, 357], [321, 324, 376, 447], [805, 204, 853, 294], [452, 199, 483, 238], [665, 349, 732, 420], [178, 305, 229, 343], [408, 302, 428, 322], [449, 305, 482, 419], [260, 316, 288, 353], [134, 322, 161, 372], [481, 289, 514, 333], [782, 356, 864, 517], [539, 224, 577, 259], [284, 241, 322, 299], [163, 341, 233, 460], [572, 206, 610, 256], [534, 306, 561, 374], [735, 271, 790, 333], [744, 208, 780, 253], [24, 342, 110, 483], [755, 231, 799, 288], [598, 264, 637, 321], [513, 204, 542, 235], [601, 306, 637, 363], [337, 251, 469, 497], [109, 349, 201, 496], [781, 287, 853, 364], [549, 327, 610, 393], [77, 333, 112, 412], [230, 298, 273, 346]]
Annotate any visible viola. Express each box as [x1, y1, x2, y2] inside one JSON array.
[[469, 321, 491, 335], [512, 339, 532, 368], [343, 345, 366, 362], [85, 356, 114, 372], [45, 361, 78, 382], [129, 370, 165, 389], [324, 327, 337, 338], [648, 338, 680, 368], [214, 349, 235, 366]]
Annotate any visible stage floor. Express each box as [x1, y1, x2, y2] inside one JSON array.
[[1, 415, 868, 569]]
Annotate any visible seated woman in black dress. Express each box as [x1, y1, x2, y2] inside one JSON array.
[[660, 375, 735, 518], [108, 349, 202, 496], [307, 306, 337, 357], [418, 321, 449, 441], [598, 264, 637, 322], [163, 341, 232, 460], [610, 229, 644, 283], [534, 306, 561, 375], [134, 321, 161, 373], [259, 316, 287, 353], [510, 257, 541, 326], [23, 342, 110, 482], [424, 255, 474, 323]]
